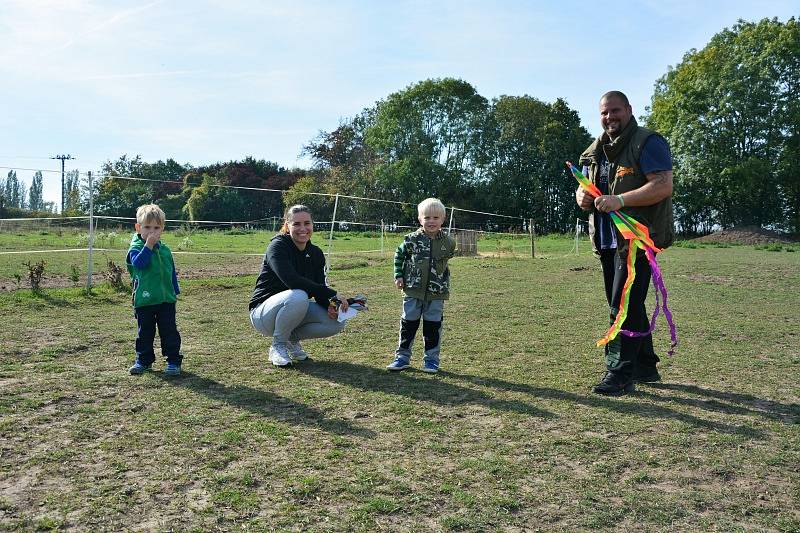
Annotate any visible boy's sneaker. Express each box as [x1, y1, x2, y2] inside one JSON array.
[[163, 363, 181, 376], [129, 361, 151, 375], [421, 361, 439, 374], [287, 340, 310, 361], [386, 357, 411, 371], [269, 343, 293, 367]]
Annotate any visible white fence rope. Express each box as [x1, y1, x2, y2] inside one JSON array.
[[0, 163, 592, 288]]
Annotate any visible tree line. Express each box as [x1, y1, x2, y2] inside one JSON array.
[[1, 17, 797, 234], [0, 169, 75, 216], [645, 17, 799, 234]]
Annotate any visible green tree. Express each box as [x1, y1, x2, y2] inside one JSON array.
[[4, 171, 26, 209], [646, 17, 799, 232], [94, 155, 152, 217], [365, 78, 488, 206], [183, 174, 244, 222], [93, 156, 188, 219], [282, 175, 335, 221], [28, 171, 44, 211], [303, 110, 399, 223], [183, 158, 302, 222], [478, 96, 591, 232], [64, 169, 82, 215]]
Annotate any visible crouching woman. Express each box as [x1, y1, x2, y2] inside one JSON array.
[[249, 205, 351, 367]]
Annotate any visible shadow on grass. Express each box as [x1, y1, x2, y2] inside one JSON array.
[[294, 360, 555, 419], [156, 370, 376, 439], [29, 290, 75, 307], [639, 382, 800, 424], [441, 371, 769, 439]]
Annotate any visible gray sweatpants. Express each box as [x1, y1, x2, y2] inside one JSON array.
[[395, 297, 444, 364], [250, 289, 346, 345]]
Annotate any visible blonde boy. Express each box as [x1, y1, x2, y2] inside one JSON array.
[[387, 198, 456, 373], [126, 204, 182, 376]]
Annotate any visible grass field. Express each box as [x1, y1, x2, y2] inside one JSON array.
[[1, 235, 799, 531]]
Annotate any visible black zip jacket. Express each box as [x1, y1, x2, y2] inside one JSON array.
[[249, 234, 336, 311]]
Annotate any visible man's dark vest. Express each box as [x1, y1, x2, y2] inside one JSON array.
[[579, 117, 674, 254]]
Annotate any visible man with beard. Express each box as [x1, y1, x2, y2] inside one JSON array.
[[575, 91, 675, 396]]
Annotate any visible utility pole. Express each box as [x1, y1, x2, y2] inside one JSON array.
[[51, 154, 75, 213]]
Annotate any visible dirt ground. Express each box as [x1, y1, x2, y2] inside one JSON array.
[[691, 226, 798, 245]]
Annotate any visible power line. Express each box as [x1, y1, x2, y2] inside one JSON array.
[[50, 154, 76, 213]]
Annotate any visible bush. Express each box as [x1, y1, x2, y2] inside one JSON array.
[[105, 259, 128, 291], [495, 240, 514, 255], [174, 224, 198, 238], [23, 260, 47, 292], [225, 228, 254, 235], [177, 236, 194, 250], [69, 265, 81, 285], [105, 231, 119, 248]]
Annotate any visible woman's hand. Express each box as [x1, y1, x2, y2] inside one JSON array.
[[327, 296, 349, 319]]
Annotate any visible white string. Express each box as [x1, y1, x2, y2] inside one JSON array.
[[0, 216, 89, 222]]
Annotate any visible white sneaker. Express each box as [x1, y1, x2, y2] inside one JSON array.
[[287, 340, 310, 361], [268, 343, 292, 367]]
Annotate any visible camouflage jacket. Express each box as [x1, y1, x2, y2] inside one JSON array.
[[394, 229, 457, 300]]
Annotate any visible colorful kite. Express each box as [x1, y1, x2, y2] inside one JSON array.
[[567, 161, 677, 356]]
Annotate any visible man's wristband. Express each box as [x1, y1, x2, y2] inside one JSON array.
[[617, 194, 625, 207]]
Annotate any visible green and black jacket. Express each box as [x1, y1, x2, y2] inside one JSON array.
[[394, 228, 457, 301]]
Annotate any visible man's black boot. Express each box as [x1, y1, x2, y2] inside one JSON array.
[[593, 372, 635, 396], [633, 366, 661, 383]]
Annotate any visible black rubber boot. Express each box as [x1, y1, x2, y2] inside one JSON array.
[[593, 372, 635, 396]]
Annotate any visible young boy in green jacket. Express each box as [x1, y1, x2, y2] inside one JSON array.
[[126, 204, 182, 376], [387, 198, 456, 373]]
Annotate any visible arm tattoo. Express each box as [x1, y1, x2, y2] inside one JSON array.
[[646, 170, 672, 187]]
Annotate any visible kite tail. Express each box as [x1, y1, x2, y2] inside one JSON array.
[[645, 247, 678, 356], [620, 247, 661, 339], [597, 241, 638, 347]]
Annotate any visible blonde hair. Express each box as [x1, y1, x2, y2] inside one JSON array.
[[417, 198, 446, 218], [280, 204, 313, 234], [136, 204, 166, 226]]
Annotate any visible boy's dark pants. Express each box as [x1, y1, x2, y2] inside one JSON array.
[[396, 297, 444, 365], [600, 249, 659, 379], [135, 302, 182, 366]]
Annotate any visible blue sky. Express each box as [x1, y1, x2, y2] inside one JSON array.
[[0, 0, 796, 208]]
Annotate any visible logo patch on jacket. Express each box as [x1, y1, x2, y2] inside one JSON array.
[[615, 166, 635, 178], [142, 291, 150, 299]]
